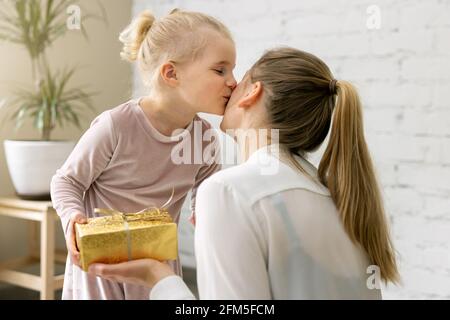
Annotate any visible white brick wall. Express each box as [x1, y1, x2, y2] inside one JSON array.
[[133, 0, 450, 299]]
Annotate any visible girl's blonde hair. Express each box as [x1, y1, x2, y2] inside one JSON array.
[[119, 8, 233, 87], [250, 47, 399, 284]]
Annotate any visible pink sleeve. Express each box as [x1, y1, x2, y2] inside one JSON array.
[[50, 111, 117, 236], [189, 130, 222, 225]]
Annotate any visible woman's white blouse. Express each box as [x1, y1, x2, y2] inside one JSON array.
[[150, 145, 382, 300]]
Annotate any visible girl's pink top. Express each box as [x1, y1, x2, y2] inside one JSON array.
[[51, 98, 221, 299]]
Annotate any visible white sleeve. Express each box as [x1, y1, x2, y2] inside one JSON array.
[[194, 179, 271, 299], [150, 275, 196, 300]]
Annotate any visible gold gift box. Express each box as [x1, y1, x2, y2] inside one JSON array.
[[75, 209, 178, 272]]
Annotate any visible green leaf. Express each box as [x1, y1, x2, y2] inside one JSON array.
[[14, 106, 28, 129], [35, 107, 45, 130], [0, 0, 104, 137]]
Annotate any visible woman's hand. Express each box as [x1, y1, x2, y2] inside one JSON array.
[[88, 259, 175, 288]]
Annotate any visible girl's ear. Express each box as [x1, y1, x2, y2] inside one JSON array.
[[160, 62, 178, 87], [238, 81, 263, 108]]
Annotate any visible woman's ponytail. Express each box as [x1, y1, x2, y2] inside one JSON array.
[[318, 80, 400, 284]]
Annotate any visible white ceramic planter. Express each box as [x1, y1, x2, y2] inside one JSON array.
[[3, 140, 75, 200]]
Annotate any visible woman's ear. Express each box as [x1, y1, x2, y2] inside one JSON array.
[[238, 81, 263, 108], [160, 62, 178, 87]]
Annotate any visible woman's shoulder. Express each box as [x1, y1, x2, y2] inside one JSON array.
[[197, 158, 276, 206], [200, 148, 330, 206]]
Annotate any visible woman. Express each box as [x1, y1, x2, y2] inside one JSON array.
[[88, 47, 400, 299]]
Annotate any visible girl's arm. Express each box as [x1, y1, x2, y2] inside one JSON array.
[[50, 111, 117, 237]]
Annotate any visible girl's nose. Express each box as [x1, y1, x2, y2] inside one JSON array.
[[227, 76, 237, 90]]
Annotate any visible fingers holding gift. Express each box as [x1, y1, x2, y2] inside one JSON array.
[[88, 259, 175, 287], [67, 211, 88, 267]]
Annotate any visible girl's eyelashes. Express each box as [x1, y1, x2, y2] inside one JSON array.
[[213, 68, 225, 75]]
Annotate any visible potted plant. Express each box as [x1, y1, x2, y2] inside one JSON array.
[[0, 0, 106, 200]]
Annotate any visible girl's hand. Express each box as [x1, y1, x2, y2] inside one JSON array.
[[67, 211, 87, 267], [88, 259, 175, 288], [189, 213, 196, 226]]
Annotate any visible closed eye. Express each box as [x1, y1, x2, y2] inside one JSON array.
[[213, 69, 225, 75]]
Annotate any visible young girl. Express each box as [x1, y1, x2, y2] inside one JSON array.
[[89, 47, 400, 299], [50, 9, 236, 300]]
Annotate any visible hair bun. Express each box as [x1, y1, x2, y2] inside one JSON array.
[[119, 10, 155, 62], [139, 10, 155, 34]]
